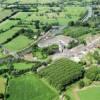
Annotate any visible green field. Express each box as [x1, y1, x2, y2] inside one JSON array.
[[12, 12, 32, 20], [13, 62, 34, 70], [0, 62, 35, 70], [78, 86, 100, 100], [27, 6, 86, 25], [4, 35, 32, 51], [0, 27, 21, 44], [0, 0, 99, 100], [0, 20, 18, 31], [0, 8, 13, 21], [7, 74, 59, 100]]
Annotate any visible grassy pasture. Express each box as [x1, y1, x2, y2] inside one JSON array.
[[4, 35, 32, 51], [78, 86, 100, 100], [13, 62, 34, 70], [27, 6, 86, 25], [0, 27, 21, 44], [7, 73, 59, 100], [0, 62, 34, 70], [12, 12, 32, 20], [0, 8, 13, 21], [0, 20, 18, 31]]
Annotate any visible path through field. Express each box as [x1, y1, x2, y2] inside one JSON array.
[[73, 82, 100, 100], [73, 87, 80, 100]]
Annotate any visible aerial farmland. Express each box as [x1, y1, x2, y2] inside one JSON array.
[[0, 0, 100, 100]]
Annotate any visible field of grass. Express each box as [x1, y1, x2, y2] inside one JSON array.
[[12, 12, 32, 20], [0, 20, 18, 31], [27, 6, 86, 25], [7, 73, 59, 100], [64, 26, 93, 38], [78, 86, 100, 100], [4, 35, 32, 51], [13, 62, 34, 70], [0, 8, 13, 21], [0, 62, 35, 70], [0, 27, 21, 44]]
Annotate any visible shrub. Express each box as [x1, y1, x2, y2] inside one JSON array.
[[85, 67, 100, 81], [79, 80, 85, 88]]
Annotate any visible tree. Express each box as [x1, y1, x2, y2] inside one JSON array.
[[85, 67, 100, 81], [0, 93, 4, 99], [68, 21, 75, 26], [35, 20, 40, 29], [7, 59, 14, 75], [79, 80, 85, 88]]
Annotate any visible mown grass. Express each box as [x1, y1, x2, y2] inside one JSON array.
[[4, 35, 32, 51], [0, 20, 18, 30], [0, 9, 13, 21], [78, 86, 100, 100], [7, 73, 59, 100], [0, 27, 21, 43]]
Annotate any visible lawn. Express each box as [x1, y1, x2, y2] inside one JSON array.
[[4, 35, 32, 51], [7, 73, 59, 100], [78, 86, 100, 100]]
